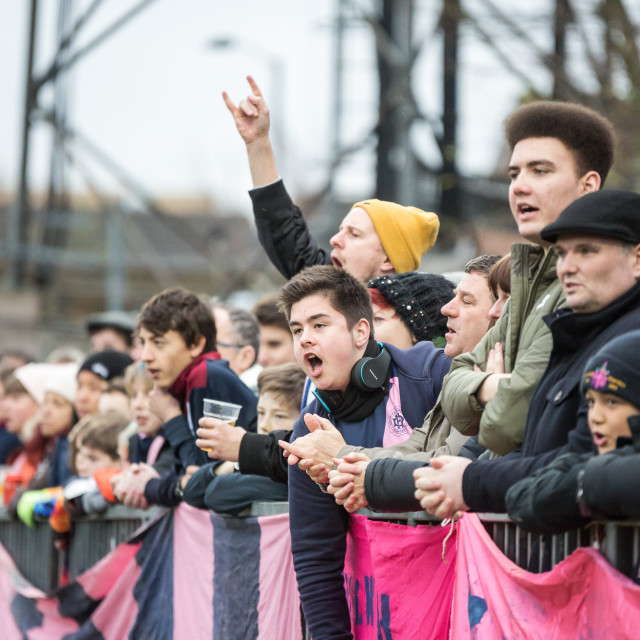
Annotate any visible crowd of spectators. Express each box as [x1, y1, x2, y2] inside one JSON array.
[[1, 82, 640, 640]]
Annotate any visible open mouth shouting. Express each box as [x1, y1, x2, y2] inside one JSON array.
[[304, 353, 323, 378], [517, 203, 538, 218], [331, 252, 343, 269], [591, 430, 608, 450]]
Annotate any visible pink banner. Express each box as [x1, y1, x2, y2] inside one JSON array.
[[344, 514, 457, 639], [452, 513, 640, 639], [0, 505, 301, 639], [173, 504, 215, 640]]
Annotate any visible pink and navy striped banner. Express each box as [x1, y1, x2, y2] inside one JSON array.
[[6, 505, 640, 639], [0, 504, 301, 640]]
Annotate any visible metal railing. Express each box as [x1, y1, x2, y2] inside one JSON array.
[[0, 506, 162, 592], [0, 509, 59, 592], [1, 503, 639, 594], [66, 505, 164, 577]]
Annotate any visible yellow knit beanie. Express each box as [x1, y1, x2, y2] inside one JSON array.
[[352, 200, 440, 273]]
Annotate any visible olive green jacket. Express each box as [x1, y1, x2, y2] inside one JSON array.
[[439, 244, 565, 456]]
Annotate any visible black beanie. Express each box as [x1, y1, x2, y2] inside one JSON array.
[[78, 349, 134, 382], [581, 330, 640, 409], [367, 272, 455, 344]]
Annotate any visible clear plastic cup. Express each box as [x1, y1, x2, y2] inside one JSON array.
[[200, 399, 242, 451]]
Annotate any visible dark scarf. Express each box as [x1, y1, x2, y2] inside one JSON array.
[[168, 351, 221, 406], [313, 338, 391, 422]]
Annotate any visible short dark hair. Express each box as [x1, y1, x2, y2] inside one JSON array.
[[257, 363, 306, 413], [137, 288, 216, 353], [253, 294, 290, 332], [488, 254, 512, 298], [504, 101, 615, 184], [464, 254, 502, 277], [278, 265, 374, 330]]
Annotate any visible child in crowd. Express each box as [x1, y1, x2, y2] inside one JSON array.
[[2, 363, 78, 507], [0, 369, 40, 475], [37, 364, 79, 487], [112, 288, 257, 508], [98, 380, 132, 421], [487, 253, 511, 322], [184, 363, 305, 514], [17, 412, 129, 530], [75, 350, 134, 419], [506, 330, 640, 534], [123, 363, 173, 475], [0, 368, 24, 463]]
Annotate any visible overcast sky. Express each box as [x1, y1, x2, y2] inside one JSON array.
[[0, 1, 553, 215]]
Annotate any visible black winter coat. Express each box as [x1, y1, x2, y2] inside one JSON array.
[[250, 180, 332, 279], [506, 415, 640, 533], [462, 280, 640, 513]]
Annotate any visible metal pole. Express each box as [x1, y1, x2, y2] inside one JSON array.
[[106, 205, 125, 311], [440, 0, 461, 220], [375, 0, 415, 204], [5, 0, 39, 288]]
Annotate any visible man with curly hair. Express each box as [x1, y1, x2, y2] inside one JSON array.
[[440, 101, 616, 457]]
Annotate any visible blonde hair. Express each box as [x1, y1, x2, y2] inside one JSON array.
[[123, 362, 154, 396]]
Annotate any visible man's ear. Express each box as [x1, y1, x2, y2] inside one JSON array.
[[189, 335, 207, 359], [236, 345, 256, 372], [580, 170, 601, 194], [631, 243, 640, 279], [379, 257, 395, 274], [353, 319, 370, 349]]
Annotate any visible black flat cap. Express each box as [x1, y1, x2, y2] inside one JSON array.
[[541, 189, 640, 244]]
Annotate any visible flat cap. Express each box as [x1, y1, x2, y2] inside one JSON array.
[[541, 189, 640, 244]]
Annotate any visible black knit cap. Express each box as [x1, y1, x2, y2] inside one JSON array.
[[541, 189, 640, 244], [78, 349, 134, 382], [581, 330, 640, 409], [367, 272, 455, 344]]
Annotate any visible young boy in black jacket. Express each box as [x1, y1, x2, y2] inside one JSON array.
[[506, 330, 640, 534], [184, 363, 305, 514]]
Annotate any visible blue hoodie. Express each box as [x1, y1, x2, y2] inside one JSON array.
[[288, 341, 450, 640]]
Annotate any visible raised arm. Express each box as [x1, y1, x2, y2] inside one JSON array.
[[223, 75, 279, 187], [224, 76, 332, 279]]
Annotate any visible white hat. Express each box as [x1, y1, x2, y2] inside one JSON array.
[[44, 363, 79, 405], [14, 363, 78, 406]]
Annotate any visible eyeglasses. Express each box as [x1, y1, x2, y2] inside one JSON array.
[[216, 340, 241, 349]]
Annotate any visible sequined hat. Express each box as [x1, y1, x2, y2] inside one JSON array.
[[367, 271, 455, 345], [582, 330, 640, 410]]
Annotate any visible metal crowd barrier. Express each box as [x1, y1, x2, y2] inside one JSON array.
[[1, 503, 639, 593], [363, 508, 640, 580], [0, 508, 59, 592], [0, 506, 162, 592], [67, 504, 164, 577]]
